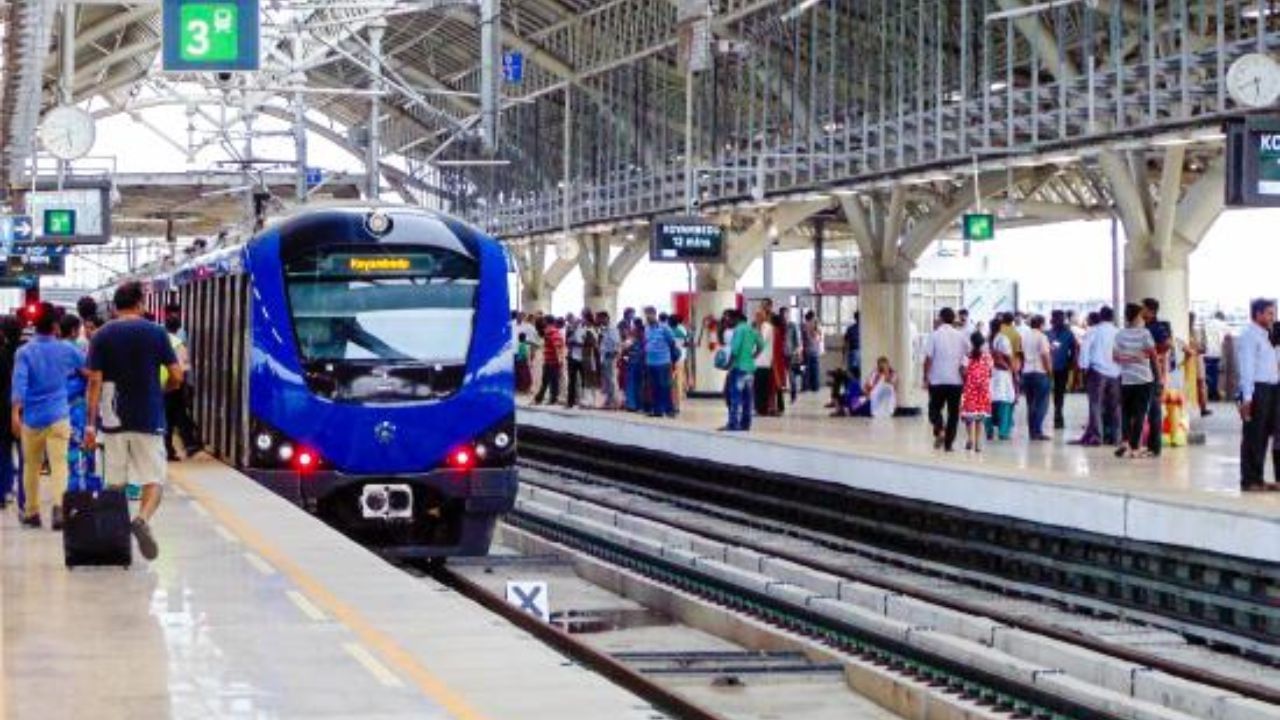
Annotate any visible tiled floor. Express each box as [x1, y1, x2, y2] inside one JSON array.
[[2, 461, 661, 720]]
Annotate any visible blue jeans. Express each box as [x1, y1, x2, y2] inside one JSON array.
[[0, 435, 14, 501], [1024, 372, 1051, 437], [728, 369, 755, 430], [625, 362, 644, 411], [646, 364, 673, 416], [804, 353, 820, 391]]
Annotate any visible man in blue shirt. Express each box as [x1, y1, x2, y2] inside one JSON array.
[[643, 307, 677, 417], [1143, 298, 1171, 457], [1047, 310, 1077, 430], [12, 303, 86, 530], [85, 282, 182, 560]]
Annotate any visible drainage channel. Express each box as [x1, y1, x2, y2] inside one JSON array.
[[422, 548, 910, 720], [518, 426, 1280, 661]]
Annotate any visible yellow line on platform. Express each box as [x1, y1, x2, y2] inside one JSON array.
[[172, 473, 492, 720]]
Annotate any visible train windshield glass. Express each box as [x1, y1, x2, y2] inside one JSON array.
[[285, 246, 479, 365]]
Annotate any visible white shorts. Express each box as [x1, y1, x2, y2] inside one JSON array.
[[103, 432, 167, 488]]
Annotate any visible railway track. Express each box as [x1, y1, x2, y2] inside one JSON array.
[[518, 426, 1280, 661], [511, 435, 1280, 719]]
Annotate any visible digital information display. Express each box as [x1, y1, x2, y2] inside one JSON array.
[[651, 216, 726, 263], [18, 185, 110, 245], [1227, 116, 1280, 207], [162, 0, 260, 72], [320, 253, 441, 276]]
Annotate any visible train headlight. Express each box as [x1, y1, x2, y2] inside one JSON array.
[[255, 433, 274, 452], [365, 210, 393, 236], [278, 443, 295, 463], [492, 432, 511, 450]]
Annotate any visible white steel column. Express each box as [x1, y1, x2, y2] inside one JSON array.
[[366, 22, 386, 200], [479, 0, 501, 153], [292, 34, 308, 204]]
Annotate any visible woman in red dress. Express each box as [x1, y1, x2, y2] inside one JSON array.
[[960, 331, 992, 453], [771, 313, 789, 415]]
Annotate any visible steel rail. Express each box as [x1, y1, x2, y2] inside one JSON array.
[[517, 431, 1280, 708]]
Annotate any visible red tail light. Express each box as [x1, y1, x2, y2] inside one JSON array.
[[294, 449, 318, 472], [447, 447, 475, 470]]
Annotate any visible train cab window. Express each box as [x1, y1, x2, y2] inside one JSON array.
[[284, 246, 479, 401]]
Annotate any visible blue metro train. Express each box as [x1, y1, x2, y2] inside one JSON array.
[[126, 206, 517, 559]]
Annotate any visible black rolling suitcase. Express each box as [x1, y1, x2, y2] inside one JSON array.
[[62, 487, 132, 569]]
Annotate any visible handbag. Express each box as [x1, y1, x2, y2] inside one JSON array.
[[714, 347, 732, 370]]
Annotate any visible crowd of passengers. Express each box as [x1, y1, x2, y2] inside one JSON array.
[[511, 300, 832, 420], [0, 283, 203, 558]]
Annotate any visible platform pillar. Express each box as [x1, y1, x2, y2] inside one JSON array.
[[576, 234, 647, 320], [689, 265, 741, 395], [515, 240, 576, 315], [1102, 149, 1223, 341], [858, 266, 917, 410]]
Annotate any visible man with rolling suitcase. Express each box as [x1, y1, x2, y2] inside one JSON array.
[[84, 282, 184, 561]]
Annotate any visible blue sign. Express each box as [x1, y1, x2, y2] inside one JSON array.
[[502, 51, 524, 84], [0, 215, 33, 246], [162, 0, 260, 72], [305, 166, 323, 188], [13, 244, 69, 259]]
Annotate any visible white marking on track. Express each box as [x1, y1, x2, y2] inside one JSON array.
[[343, 642, 405, 688], [243, 551, 275, 576], [214, 524, 238, 544], [286, 590, 327, 622]]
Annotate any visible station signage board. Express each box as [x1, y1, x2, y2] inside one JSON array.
[[16, 184, 111, 245], [962, 213, 995, 241], [502, 51, 524, 84], [162, 0, 260, 72], [7, 253, 65, 276], [1224, 116, 1280, 207], [814, 256, 858, 295], [650, 216, 725, 263]]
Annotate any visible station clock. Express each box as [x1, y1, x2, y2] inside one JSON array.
[[38, 105, 96, 161], [1227, 53, 1280, 108]]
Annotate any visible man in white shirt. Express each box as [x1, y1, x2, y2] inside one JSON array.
[[922, 307, 969, 452], [1075, 306, 1122, 446], [1204, 311, 1228, 402], [1236, 299, 1280, 492]]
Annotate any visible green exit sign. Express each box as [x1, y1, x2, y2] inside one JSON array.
[[163, 0, 259, 72], [963, 213, 995, 241], [43, 209, 76, 237], [180, 3, 240, 62]]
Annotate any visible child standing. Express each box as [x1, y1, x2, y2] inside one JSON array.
[[961, 331, 993, 453]]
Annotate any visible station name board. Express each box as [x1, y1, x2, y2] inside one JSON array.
[[651, 216, 725, 263], [1227, 117, 1280, 207]]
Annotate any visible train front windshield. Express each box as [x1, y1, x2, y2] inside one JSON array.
[[285, 246, 480, 366]]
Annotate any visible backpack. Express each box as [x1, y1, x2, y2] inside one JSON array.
[[714, 347, 732, 370]]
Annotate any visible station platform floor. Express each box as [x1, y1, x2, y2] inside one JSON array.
[[518, 392, 1280, 565], [1, 460, 658, 720]]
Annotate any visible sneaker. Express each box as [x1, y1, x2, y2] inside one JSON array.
[[185, 444, 206, 458], [131, 518, 159, 560], [20, 514, 40, 529], [51, 506, 63, 532]]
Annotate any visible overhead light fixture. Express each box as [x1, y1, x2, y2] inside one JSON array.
[[780, 0, 823, 22]]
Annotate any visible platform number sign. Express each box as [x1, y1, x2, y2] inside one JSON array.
[[963, 213, 995, 242], [163, 0, 259, 72], [505, 580, 550, 623]]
